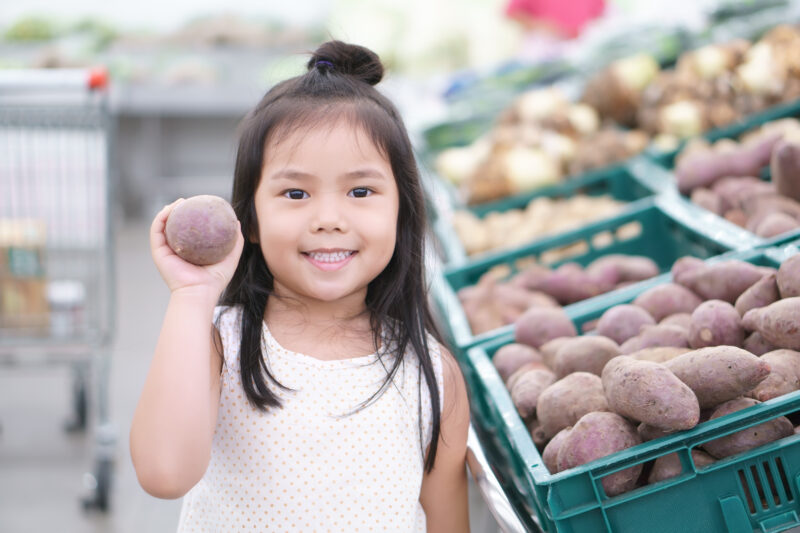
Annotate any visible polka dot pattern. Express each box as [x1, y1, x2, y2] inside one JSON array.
[[177, 306, 444, 532]]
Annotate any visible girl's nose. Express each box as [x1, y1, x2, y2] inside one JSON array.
[[311, 197, 348, 233]]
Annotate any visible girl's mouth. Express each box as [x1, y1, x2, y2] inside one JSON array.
[[302, 250, 356, 271]]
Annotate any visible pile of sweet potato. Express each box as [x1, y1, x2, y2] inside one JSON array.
[[434, 87, 650, 205], [673, 118, 800, 238], [583, 25, 800, 146], [458, 254, 659, 335], [497, 253, 800, 497], [451, 194, 625, 256]]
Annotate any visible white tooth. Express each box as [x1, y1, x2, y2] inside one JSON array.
[[309, 251, 351, 262]]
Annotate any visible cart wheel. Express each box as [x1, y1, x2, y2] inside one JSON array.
[[65, 371, 88, 433], [82, 458, 112, 512]]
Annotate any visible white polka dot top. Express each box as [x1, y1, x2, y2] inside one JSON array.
[[177, 306, 445, 532]]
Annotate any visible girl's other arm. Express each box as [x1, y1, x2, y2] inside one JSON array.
[[420, 346, 471, 533], [130, 201, 243, 499]]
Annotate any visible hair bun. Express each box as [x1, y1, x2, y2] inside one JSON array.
[[308, 40, 384, 86]]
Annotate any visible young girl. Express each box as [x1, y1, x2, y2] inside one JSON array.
[[130, 40, 471, 532]]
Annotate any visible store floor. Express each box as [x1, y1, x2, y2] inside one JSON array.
[[0, 218, 502, 533]]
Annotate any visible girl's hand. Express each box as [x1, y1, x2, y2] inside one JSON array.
[[150, 199, 245, 297]]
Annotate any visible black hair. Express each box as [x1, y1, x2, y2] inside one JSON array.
[[219, 40, 445, 473]]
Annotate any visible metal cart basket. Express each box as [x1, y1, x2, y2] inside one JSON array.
[[0, 68, 116, 511]]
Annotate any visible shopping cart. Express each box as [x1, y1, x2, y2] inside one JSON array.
[[0, 68, 116, 511]]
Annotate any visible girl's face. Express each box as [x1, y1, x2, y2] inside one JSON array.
[[254, 120, 399, 307]]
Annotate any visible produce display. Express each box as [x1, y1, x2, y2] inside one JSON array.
[[494, 252, 800, 496], [425, 14, 800, 533], [459, 254, 658, 334], [582, 24, 800, 146], [668, 117, 800, 238], [451, 194, 626, 256], [434, 88, 650, 205]]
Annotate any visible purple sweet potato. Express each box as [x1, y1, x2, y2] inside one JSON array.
[[510, 263, 552, 290], [557, 412, 642, 496], [633, 283, 703, 322], [750, 349, 800, 401], [528, 418, 548, 448], [539, 337, 572, 370], [671, 257, 706, 286], [537, 263, 603, 304], [515, 307, 577, 349], [664, 346, 771, 408], [165, 195, 239, 265], [677, 260, 765, 303], [586, 255, 660, 286], [511, 368, 557, 418], [712, 176, 774, 213], [702, 398, 794, 459], [542, 427, 572, 474], [771, 139, 800, 202], [742, 298, 800, 350], [777, 254, 800, 298], [506, 361, 550, 390], [724, 209, 749, 227], [735, 274, 780, 317], [553, 336, 621, 378], [691, 188, 723, 215], [637, 422, 675, 442], [755, 212, 800, 238], [537, 372, 609, 438], [602, 356, 700, 431], [629, 347, 691, 363], [647, 450, 715, 484], [675, 133, 781, 194], [493, 343, 543, 382], [492, 284, 559, 323], [688, 300, 744, 349], [596, 304, 656, 345], [660, 313, 692, 331], [461, 277, 504, 334], [741, 194, 800, 222], [620, 324, 690, 354], [743, 332, 777, 355]]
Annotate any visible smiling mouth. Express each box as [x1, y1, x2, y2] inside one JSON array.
[[302, 250, 356, 263]]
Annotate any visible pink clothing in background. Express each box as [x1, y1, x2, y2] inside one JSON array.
[[506, 0, 606, 38]]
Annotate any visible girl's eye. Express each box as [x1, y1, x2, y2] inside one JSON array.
[[349, 187, 372, 198], [283, 189, 309, 200]]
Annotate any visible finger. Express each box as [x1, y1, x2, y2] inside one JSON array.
[[150, 198, 183, 257], [150, 199, 184, 248]]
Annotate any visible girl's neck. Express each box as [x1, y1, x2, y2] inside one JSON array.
[[263, 286, 377, 360], [264, 286, 371, 337]]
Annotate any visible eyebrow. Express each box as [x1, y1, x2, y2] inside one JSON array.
[[269, 168, 388, 181]]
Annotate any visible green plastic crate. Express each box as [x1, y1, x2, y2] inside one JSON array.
[[431, 196, 760, 355], [466, 245, 800, 533], [433, 163, 661, 266]]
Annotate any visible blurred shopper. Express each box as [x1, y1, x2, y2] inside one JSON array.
[[507, 0, 607, 60]]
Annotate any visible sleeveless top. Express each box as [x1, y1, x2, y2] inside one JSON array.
[[177, 306, 445, 532]]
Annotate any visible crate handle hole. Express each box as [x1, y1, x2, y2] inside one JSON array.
[[738, 469, 757, 514], [750, 465, 769, 511], [763, 461, 781, 505], [776, 457, 793, 502]]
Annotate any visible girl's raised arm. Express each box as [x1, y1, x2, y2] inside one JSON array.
[[420, 346, 471, 532], [130, 200, 243, 499]]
